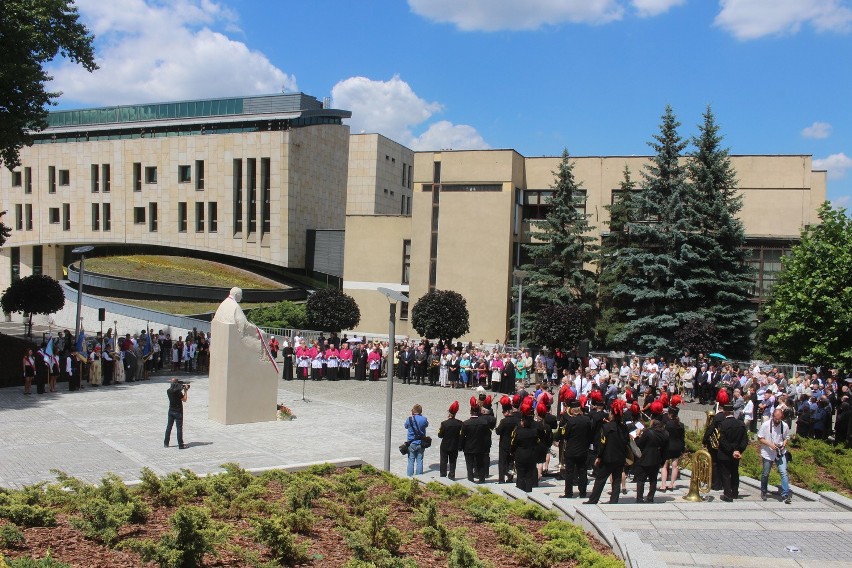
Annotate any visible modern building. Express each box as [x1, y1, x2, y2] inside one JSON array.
[[0, 94, 828, 344], [343, 150, 827, 343], [0, 92, 351, 288]]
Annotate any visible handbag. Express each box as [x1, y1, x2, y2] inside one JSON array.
[[421, 436, 432, 449], [399, 441, 410, 455]]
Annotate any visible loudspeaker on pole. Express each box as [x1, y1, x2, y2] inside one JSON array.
[[98, 308, 106, 322]]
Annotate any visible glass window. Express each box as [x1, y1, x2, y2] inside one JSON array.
[[178, 165, 191, 183], [61, 203, 69, 231], [145, 166, 157, 184], [133, 163, 142, 191], [401, 240, 411, 285], [233, 159, 243, 234], [49, 208, 59, 224], [91, 203, 100, 230], [11, 171, 22, 187], [195, 160, 204, 190], [247, 158, 257, 233], [133, 207, 146, 224], [102, 164, 110, 192], [103, 203, 111, 231], [91, 164, 99, 192], [178, 202, 187, 232], [149, 203, 158, 232], [208, 202, 218, 232], [195, 202, 205, 232], [48, 166, 56, 193], [15, 204, 23, 230], [24, 167, 31, 194], [260, 158, 270, 233], [58, 169, 70, 186]]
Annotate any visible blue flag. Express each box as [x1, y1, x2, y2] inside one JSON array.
[[142, 332, 152, 357], [46, 338, 54, 357], [76, 330, 86, 354]]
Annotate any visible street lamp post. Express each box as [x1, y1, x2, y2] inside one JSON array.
[[378, 287, 409, 472], [72, 245, 94, 346], [513, 269, 526, 351]]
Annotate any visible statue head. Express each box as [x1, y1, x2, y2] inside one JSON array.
[[229, 287, 243, 302]]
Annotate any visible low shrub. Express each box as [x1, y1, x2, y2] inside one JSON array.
[[0, 523, 25, 549], [69, 497, 134, 545], [252, 514, 310, 565], [0, 552, 71, 568], [138, 468, 207, 507], [447, 536, 487, 568]]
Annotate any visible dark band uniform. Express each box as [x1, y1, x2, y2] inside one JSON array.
[[438, 414, 463, 479], [585, 418, 629, 504], [511, 421, 542, 492], [716, 413, 749, 500], [495, 410, 521, 483], [559, 410, 592, 498]]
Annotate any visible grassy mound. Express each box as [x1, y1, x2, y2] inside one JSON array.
[[83, 256, 286, 290]]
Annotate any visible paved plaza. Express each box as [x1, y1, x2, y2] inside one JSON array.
[[2, 372, 851, 567]]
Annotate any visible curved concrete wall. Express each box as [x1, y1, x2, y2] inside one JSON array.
[[68, 264, 306, 302]]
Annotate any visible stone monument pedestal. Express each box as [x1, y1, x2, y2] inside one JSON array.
[[208, 291, 279, 425]]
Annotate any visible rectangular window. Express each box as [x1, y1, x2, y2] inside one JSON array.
[[15, 204, 23, 230], [402, 163, 407, 186], [208, 202, 218, 232], [24, 167, 32, 194], [149, 202, 158, 232], [195, 202, 205, 232], [133, 206, 146, 224], [145, 166, 157, 184], [400, 301, 409, 320], [102, 203, 111, 231], [133, 163, 142, 191], [260, 157, 270, 233], [49, 207, 60, 224], [247, 158, 257, 233], [11, 171, 22, 187], [32, 246, 42, 276], [58, 169, 70, 186], [522, 190, 553, 220], [91, 164, 99, 192], [10, 246, 20, 283], [26, 204, 33, 230], [195, 160, 204, 190], [91, 203, 100, 230], [408, 165, 412, 189], [102, 164, 110, 193], [439, 183, 502, 192], [48, 166, 56, 193], [178, 201, 187, 232], [233, 159, 243, 233], [401, 240, 411, 284], [178, 165, 191, 183], [61, 203, 69, 231]]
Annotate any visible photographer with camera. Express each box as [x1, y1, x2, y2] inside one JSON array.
[[164, 377, 190, 449]]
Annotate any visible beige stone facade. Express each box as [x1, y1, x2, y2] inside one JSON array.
[[343, 150, 826, 343], [0, 93, 351, 289], [347, 134, 414, 215]]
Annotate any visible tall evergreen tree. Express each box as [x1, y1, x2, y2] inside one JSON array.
[[519, 149, 597, 340], [685, 107, 754, 358], [612, 106, 691, 355], [595, 166, 635, 349]]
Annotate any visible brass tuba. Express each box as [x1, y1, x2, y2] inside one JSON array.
[[683, 448, 713, 502]]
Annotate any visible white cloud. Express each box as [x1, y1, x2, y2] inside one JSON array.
[[411, 121, 490, 151], [48, 0, 295, 105], [407, 0, 624, 31], [714, 0, 852, 40], [801, 121, 833, 139], [332, 75, 489, 150], [832, 194, 850, 208], [632, 0, 687, 18], [814, 152, 852, 179]]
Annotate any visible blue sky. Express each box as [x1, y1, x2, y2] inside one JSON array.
[[49, 0, 852, 206]]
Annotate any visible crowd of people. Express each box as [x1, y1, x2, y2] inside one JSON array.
[[21, 327, 211, 394], [393, 347, 851, 507]]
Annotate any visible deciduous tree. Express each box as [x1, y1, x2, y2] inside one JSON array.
[[530, 304, 590, 352], [1, 0, 97, 167], [1, 274, 65, 332], [305, 288, 360, 332], [763, 202, 852, 368], [410, 289, 470, 344]]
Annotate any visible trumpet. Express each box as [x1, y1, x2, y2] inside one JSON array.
[[682, 448, 713, 502]]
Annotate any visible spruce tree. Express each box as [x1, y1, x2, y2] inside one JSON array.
[[685, 107, 754, 358], [612, 106, 691, 355], [595, 166, 635, 349], [520, 149, 597, 340]]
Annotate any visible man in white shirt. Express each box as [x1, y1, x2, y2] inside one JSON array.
[[758, 408, 791, 503]]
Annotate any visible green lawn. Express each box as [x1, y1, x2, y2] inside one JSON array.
[[97, 296, 275, 316]]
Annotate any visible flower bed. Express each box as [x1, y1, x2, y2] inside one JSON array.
[[0, 465, 623, 567]]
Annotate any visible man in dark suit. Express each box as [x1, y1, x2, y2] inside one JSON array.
[[495, 395, 521, 483], [634, 402, 669, 503], [559, 397, 592, 499], [460, 397, 492, 483], [413, 344, 428, 385], [717, 401, 749, 501], [399, 345, 413, 384], [438, 401, 464, 479]]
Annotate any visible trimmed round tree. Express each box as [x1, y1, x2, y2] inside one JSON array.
[[410, 289, 470, 344], [674, 317, 719, 358], [1, 274, 66, 333], [530, 303, 590, 352], [305, 288, 360, 332]]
